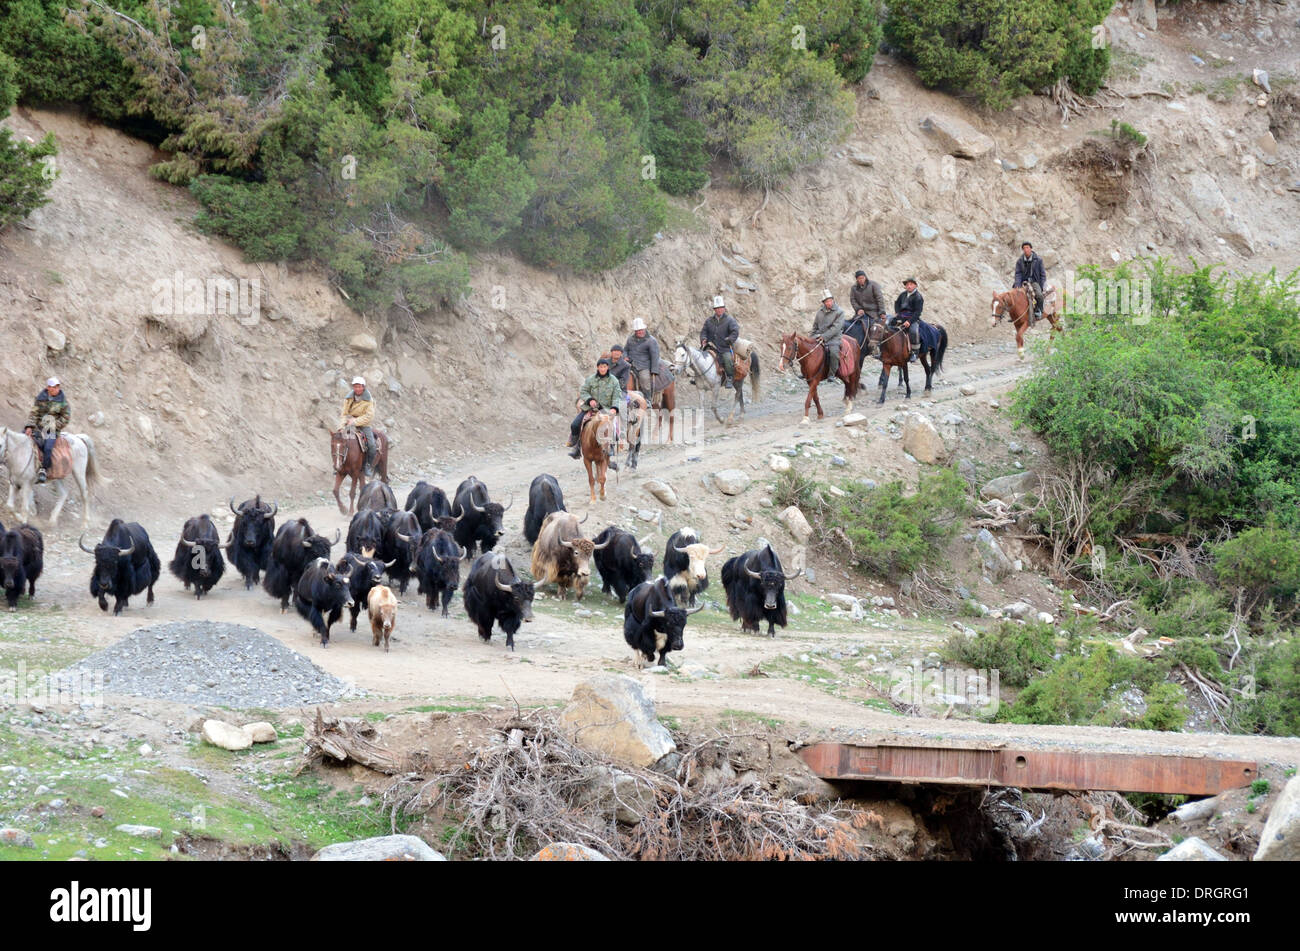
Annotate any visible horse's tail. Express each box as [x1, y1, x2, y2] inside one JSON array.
[[81, 433, 106, 486], [935, 326, 948, 374], [749, 352, 761, 402]]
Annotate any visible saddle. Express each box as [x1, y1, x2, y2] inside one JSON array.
[[583, 410, 623, 452], [836, 337, 858, 379], [1030, 285, 1056, 325], [48, 435, 73, 480], [706, 342, 750, 384]]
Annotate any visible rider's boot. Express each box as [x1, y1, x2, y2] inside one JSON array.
[[608, 459, 619, 472], [567, 445, 581, 459], [36, 468, 47, 484], [363, 446, 376, 478]]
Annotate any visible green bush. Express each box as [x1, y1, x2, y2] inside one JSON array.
[[190, 177, 304, 261], [944, 621, 1056, 687], [0, 50, 59, 232], [647, 82, 710, 197], [1233, 637, 1300, 737], [1213, 522, 1300, 615], [884, 0, 1112, 109]]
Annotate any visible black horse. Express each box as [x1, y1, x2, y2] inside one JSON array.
[[845, 314, 947, 398]]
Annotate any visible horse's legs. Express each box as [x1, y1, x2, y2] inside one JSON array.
[[333, 473, 347, 515], [74, 463, 91, 528], [903, 361, 912, 399], [921, 352, 933, 397], [1016, 320, 1026, 359], [49, 479, 69, 527], [878, 367, 889, 404], [585, 459, 596, 503]]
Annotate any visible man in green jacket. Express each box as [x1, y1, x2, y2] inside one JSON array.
[[25, 377, 70, 484], [567, 357, 623, 470]]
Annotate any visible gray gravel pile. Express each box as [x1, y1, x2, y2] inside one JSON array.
[[57, 621, 362, 708]]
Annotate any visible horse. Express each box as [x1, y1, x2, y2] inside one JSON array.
[[580, 409, 624, 502], [777, 333, 862, 425], [991, 285, 1064, 359], [673, 342, 761, 426], [331, 424, 389, 516], [867, 317, 912, 404], [623, 391, 649, 471], [0, 427, 100, 528], [626, 369, 677, 446], [908, 318, 948, 397]]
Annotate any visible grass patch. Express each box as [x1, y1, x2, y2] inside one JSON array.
[[717, 709, 785, 729]]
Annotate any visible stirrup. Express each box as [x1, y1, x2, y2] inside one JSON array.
[[568, 445, 581, 459], [37, 469, 48, 484]]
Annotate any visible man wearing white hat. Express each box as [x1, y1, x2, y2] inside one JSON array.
[[624, 317, 662, 398], [700, 295, 740, 389], [25, 377, 70, 484], [811, 290, 846, 379], [339, 376, 378, 477]]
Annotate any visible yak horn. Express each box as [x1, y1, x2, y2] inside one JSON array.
[[673, 543, 690, 554], [709, 544, 725, 555], [229, 496, 239, 515], [471, 496, 486, 513], [784, 564, 803, 580], [78, 533, 96, 554], [494, 573, 513, 592], [577, 511, 589, 525], [637, 535, 653, 548], [186, 539, 203, 550], [264, 501, 278, 518], [743, 555, 761, 580], [502, 492, 514, 512], [118, 540, 136, 557], [591, 536, 612, 550], [398, 532, 416, 544], [384, 558, 398, 569], [560, 538, 576, 548], [649, 607, 666, 618], [686, 603, 705, 615], [459, 546, 469, 559], [331, 528, 342, 546]]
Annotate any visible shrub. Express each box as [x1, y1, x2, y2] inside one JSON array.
[[189, 176, 304, 261], [0, 50, 59, 231], [943, 621, 1056, 687], [1213, 522, 1300, 615]]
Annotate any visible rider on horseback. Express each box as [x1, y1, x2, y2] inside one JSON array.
[[625, 318, 662, 398], [1014, 242, 1046, 322], [812, 290, 846, 379], [607, 343, 632, 393], [567, 356, 622, 470], [340, 377, 378, 477], [25, 377, 69, 484], [850, 269, 885, 322], [893, 278, 924, 362], [701, 296, 740, 390]]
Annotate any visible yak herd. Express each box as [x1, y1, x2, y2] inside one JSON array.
[[3, 472, 802, 667]]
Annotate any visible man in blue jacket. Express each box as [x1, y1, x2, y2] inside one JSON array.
[[1013, 242, 1047, 321]]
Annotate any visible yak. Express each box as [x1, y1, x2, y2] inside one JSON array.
[[463, 551, 534, 650], [452, 476, 512, 557], [383, 509, 423, 595], [2, 525, 44, 610], [80, 519, 160, 616], [169, 514, 225, 599], [336, 551, 389, 632], [368, 585, 397, 652], [663, 528, 725, 607], [294, 557, 353, 647], [624, 576, 702, 668], [415, 527, 465, 616], [523, 474, 567, 546], [225, 496, 276, 589], [358, 481, 398, 512], [591, 526, 654, 603], [264, 518, 340, 612], [346, 508, 388, 558], [405, 481, 453, 533], [530, 511, 608, 601], [720, 543, 801, 637]]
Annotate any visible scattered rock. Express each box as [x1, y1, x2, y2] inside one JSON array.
[[769, 455, 791, 473], [778, 506, 813, 543], [918, 223, 939, 241], [560, 676, 676, 769], [711, 469, 751, 495], [531, 843, 610, 861], [848, 150, 874, 167], [1001, 602, 1033, 619], [919, 114, 995, 159], [1157, 837, 1227, 862], [90, 807, 106, 819], [949, 231, 979, 246], [349, 332, 378, 354], [643, 479, 677, 507], [901, 414, 948, 464], [1036, 612, 1054, 625], [313, 834, 446, 861], [243, 722, 277, 744], [0, 828, 35, 848], [115, 825, 162, 839], [201, 719, 253, 751], [1253, 68, 1271, 95], [1255, 775, 1300, 861], [975, 529, 1013, 581], [980, 470, 1040, 502], [43, 327, 67, 352], [842, 413, 869, 427], [1171, 797, 1220, 824], [959, 384, 976, 396]]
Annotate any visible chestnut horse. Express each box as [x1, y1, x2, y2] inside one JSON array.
[[867, 317, 911, 404], [991, 286, 1064, 359], [331, 425, 390, 516], [778, 333, 861, 424], [580, 409, 624, 502]]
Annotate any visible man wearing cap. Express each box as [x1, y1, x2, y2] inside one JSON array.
[[624, 318, 662, 398], [700, 295, 740, 389], [850, 270, 885, 322], [811, 290, 846, 379], [1013, 242, 1046, 321], [567, 357, 622, 469], [25, 377, 70, 484], [894, 278, 925, 361], [340, 377, 378, 477], [607, 343, 633, 393]]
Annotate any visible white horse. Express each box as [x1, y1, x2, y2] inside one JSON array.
[[673, 342, 759, 426], [0, 426, 100, 528]]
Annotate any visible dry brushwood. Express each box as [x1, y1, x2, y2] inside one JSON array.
[[381, 711, 876, 861], [301, 708, 428, 775]]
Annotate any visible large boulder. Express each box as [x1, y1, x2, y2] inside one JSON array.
[[920, 115, 995, 159], [312, 835, 446, 861], [902, 414, 948, 464], [1156, 836, 1227, 862], [980, 470, 1040, 502], [1254, 775, 1300, 861], [201, 719, 252, 751], [560, 676, 676, 769], [1182, 172, 1254, 256], [712, 469, 752, 495], [531, 843, 611, 861], [643, 479, 678, 507], [975, 529, 1014, 581], [778, 506, 813, 543]]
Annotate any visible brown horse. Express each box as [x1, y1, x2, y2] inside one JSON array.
[[991, 285, 1065, 359], [867, 317, 911, 404], [331, 426, 390, 515], [626, 372, 677, 445], [778, 333, 862, 424], [580, 409, 624, 502]]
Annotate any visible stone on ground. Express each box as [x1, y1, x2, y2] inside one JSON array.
[[560, 675, 676, 769], [313, 834, 446, 861]]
